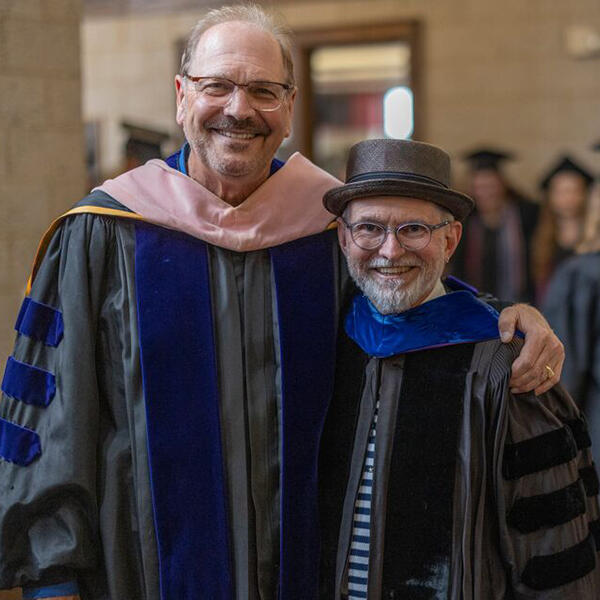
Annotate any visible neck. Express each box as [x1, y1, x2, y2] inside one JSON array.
[[188, 152, 271, 207], [411, 278, 445, 310]]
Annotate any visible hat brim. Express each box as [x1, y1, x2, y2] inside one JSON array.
[[323, 179, 474, 221]]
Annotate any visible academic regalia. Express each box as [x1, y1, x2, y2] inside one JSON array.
[[320, 283, 600, 599], [543, 252, 600, 461], [452, 148, 538, 302], [539, 156, 595, 191], [0, 149, 346, 599], [532, 155, 595, 303]]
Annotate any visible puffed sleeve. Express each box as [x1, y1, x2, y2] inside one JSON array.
[[495, 380, 600, 598], [0, 214, 119, 593]]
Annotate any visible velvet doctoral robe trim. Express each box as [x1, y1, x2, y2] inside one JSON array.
[[566, 418, 592, 450], [580, 465, 600, 497], [22, 581, 80, 599], [135, 223, 231, 600], [270, 230, 337, 599], [14, 297, 64, 347], [345, 290, 500, 357], [134, 222, 337, 600], [0, 416, 41, 466], [1, 356, 56, 407], [521, 534, 596, 590], [382, 343, 475, 596], [503, 426, 578, 480], [507, 480, 586, 533]]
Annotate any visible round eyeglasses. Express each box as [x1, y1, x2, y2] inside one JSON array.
[[183, 75, 294, 112], [341, 218, 451, 251]]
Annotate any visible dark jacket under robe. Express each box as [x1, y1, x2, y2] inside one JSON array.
[[320, 324, 600, 598]]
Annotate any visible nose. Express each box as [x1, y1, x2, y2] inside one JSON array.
[[222, 86, 256, 119], [377, 231, 407, 261]]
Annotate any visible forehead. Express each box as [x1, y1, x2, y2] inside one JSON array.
[[346, 196, 443, 222], [550, 172, 586, 190], [189, 21, 285, 81]]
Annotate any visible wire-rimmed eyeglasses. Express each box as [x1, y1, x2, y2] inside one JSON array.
[[183, 75, 294, 112], [341, 218, 451, 251]]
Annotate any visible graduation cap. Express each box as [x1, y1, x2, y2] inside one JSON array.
[[462, 148, 514, 171], [122, 121, 170, 163], [539, 155, 594, 190]]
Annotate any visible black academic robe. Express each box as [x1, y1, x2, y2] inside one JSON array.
[[320, 327, 600, 598], [543, 251, 600, 459]]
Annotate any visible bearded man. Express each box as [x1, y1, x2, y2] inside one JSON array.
[[0, 5, 563, 600], [319, 139, 599, 599]]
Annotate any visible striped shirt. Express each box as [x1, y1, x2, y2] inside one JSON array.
[[347, 401, 379, 599]]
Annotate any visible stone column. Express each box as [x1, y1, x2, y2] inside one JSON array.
[[0, 0, 86, 596]]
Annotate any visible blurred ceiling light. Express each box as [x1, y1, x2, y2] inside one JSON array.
[[383, 86, 413, 139], [564, 25, 600, 59]]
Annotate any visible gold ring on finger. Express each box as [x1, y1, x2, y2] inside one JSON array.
[[544, 364, 555, 379]]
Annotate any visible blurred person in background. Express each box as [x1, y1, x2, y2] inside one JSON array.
[[121, 121, 170, 172], [451, 148, 539, 302], [543, 147, 600, 453], [532, 155, 594, 304]]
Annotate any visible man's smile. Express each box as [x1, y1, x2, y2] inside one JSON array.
[[372, 265, 415, 276], [212, 129, 261, 140]]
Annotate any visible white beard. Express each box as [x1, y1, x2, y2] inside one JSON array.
[[346, 256, 444, 315]]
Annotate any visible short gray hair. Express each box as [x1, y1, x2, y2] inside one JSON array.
[[180, 4, 295, 86]]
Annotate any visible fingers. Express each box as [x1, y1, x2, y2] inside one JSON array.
[[533, 345, 564, 395], [497, 305, 518, 343], [510, 334, 564, 394]]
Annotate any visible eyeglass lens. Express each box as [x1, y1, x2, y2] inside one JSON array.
[[192, 78, 285, 111], [351, 222, 431, 250]]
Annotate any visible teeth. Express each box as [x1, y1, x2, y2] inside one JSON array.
[[376, 266, 412, 274], [218, 131, 256, 139]]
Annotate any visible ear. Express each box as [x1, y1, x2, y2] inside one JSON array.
[[175, 75, 186, 125], [283, 88, 297, 139], [444, 221, 463, 261], [337, 217, 350, 254]]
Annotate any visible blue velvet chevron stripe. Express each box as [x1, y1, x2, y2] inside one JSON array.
[[15, 297, 64, 347], [0, 416, 41, 466], [22, 581, 79, 598], [1, 356, 56, 407], [270, 230, 337, 600], [135, 223, 231, 600]]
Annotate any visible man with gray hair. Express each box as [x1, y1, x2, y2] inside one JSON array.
[[319, 139, 600, 599], [0, 5, 563, 600]]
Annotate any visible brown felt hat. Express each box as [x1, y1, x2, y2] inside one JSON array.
[[323, 139, 474, 221]]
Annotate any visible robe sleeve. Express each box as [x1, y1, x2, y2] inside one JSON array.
[[0, 214, 121, 591], [491, 354, 600, 598]]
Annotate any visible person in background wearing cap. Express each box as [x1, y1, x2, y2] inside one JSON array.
[[0, 5, 565, 600], [452, 148, 539, 303], [532, 155, 595, 304], [543, 149, 600, 461], [319, 139, 599, 599]]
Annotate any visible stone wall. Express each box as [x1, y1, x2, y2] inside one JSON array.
[[0, 1, 86, 594]]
